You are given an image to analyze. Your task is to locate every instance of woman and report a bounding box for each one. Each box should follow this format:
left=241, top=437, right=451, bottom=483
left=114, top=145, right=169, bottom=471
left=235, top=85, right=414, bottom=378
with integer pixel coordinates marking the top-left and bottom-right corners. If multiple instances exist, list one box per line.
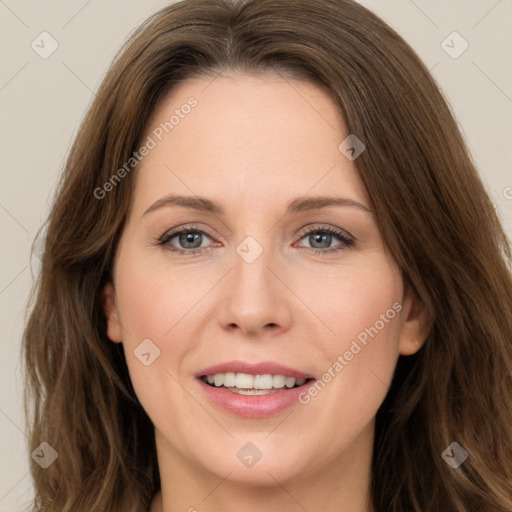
left=23, top=0, right=512, bottom=511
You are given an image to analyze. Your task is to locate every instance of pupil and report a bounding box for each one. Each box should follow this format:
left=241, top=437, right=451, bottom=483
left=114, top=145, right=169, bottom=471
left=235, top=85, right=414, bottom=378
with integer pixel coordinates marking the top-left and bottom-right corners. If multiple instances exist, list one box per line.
left=181, top=232, right=201, bottom=248
left=312, top=233, right=330, bottom=248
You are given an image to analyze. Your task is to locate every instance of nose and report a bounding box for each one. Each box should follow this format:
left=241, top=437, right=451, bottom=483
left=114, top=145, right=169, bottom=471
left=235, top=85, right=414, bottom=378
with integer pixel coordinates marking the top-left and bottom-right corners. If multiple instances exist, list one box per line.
left=216, top=237, right=293, bottom=338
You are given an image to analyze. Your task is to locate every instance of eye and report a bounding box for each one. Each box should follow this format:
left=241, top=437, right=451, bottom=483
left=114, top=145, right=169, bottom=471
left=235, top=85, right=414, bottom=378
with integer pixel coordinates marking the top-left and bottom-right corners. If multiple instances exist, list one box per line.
left=157, top=224, right=216, bottom=256
left=294, top=225, right=355, bottom=255
left=157, top=224, right=355, bottom=256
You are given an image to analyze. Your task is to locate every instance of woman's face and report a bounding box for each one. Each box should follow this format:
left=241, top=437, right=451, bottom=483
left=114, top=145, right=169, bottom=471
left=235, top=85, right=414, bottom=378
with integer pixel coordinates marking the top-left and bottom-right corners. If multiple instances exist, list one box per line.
left=104, top=72, right=427, bottom=489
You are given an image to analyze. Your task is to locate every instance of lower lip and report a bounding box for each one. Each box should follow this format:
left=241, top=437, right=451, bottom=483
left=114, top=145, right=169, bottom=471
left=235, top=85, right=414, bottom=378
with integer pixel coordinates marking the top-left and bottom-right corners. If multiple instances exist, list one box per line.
left=197, top=379, right=315, bottom=418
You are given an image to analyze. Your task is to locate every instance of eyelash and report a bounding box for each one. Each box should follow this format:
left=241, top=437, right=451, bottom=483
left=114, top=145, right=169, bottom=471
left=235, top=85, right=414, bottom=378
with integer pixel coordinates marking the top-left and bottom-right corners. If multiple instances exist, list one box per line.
left=156, top=223, right=355, bottom=257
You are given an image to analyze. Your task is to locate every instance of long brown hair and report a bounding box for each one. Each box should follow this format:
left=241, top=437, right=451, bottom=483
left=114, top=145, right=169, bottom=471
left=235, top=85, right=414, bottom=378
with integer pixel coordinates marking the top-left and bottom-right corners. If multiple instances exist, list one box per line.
left=22, top=0, right=512, bottom=510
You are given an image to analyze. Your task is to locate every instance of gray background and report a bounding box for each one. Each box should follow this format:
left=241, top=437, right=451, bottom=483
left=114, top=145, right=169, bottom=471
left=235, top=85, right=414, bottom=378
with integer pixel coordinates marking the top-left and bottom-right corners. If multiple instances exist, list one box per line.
left=0, top=1, right=511, bottom=510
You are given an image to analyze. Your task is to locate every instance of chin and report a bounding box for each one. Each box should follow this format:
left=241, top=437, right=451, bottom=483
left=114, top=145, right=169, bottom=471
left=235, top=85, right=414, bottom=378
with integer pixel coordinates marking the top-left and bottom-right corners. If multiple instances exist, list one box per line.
left=190, top=438, right=312, bottom=486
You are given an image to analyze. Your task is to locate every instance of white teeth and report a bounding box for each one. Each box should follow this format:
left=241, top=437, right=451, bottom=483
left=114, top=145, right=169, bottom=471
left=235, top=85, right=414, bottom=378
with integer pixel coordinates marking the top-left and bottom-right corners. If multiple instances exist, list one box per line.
left=203, top=372, right=307, bottom=390
left=272, top=374, right=286, bottom=388
left=285, top=376, right=296, bottom=388
left=254, top=374, right=273, bottom=390
left=224, top=372, right=236, bottom=387
left=235, top=373, right=254, bottom=389
left=229, top=388, right=283, bottom=395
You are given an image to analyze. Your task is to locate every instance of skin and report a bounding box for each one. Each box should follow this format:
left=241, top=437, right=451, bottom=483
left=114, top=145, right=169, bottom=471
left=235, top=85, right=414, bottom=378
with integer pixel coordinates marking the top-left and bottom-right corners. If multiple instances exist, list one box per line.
left=103, top=72, right=431, bottom=512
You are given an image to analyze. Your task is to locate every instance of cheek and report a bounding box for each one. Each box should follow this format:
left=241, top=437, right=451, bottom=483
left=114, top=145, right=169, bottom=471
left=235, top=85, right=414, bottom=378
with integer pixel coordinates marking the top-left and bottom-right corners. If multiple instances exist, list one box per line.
left=305, top=259, right=403, bottom=417
left=309, top=257, right=403, bottom=354
left=111, top=253, right=187, bottom=407
left=336, top=275, right=402, bottom=358
left=114, top=249, right=202, bottom=340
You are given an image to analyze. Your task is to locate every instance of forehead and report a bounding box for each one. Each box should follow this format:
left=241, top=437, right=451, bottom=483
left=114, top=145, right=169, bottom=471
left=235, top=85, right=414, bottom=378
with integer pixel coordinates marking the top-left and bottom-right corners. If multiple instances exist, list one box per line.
left=131, top=72, right=370, bottom=217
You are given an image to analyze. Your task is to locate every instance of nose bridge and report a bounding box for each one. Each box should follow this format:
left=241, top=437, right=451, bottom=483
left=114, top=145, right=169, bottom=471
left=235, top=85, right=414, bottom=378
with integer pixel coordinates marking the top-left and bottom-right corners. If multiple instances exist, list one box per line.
left=217, top=230, right=291, bottom=334
left=232, top=232, right=275, bottom=295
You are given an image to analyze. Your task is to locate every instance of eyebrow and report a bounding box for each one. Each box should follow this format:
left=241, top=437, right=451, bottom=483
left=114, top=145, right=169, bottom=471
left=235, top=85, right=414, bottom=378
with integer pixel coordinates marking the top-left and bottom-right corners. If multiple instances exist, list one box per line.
left=143, top=193, right=372, bottom=217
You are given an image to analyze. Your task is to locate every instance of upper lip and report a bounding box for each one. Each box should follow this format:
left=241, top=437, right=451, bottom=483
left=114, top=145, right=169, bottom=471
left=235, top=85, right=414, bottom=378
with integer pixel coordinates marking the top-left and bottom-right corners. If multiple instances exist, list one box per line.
left=196, top=360, right=314, bottom=380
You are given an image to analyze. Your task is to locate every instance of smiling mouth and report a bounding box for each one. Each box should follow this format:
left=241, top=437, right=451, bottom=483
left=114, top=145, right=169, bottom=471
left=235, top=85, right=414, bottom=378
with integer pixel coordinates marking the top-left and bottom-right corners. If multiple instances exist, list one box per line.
left=200, top=372, right=315, bottom=395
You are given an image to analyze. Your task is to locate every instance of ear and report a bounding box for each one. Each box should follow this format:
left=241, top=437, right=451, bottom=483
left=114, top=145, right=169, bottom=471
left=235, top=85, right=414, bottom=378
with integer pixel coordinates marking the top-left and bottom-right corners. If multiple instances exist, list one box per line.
left=398, top=284, right=432, bottom=356
left=102, top=282, right=123, bottom=343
